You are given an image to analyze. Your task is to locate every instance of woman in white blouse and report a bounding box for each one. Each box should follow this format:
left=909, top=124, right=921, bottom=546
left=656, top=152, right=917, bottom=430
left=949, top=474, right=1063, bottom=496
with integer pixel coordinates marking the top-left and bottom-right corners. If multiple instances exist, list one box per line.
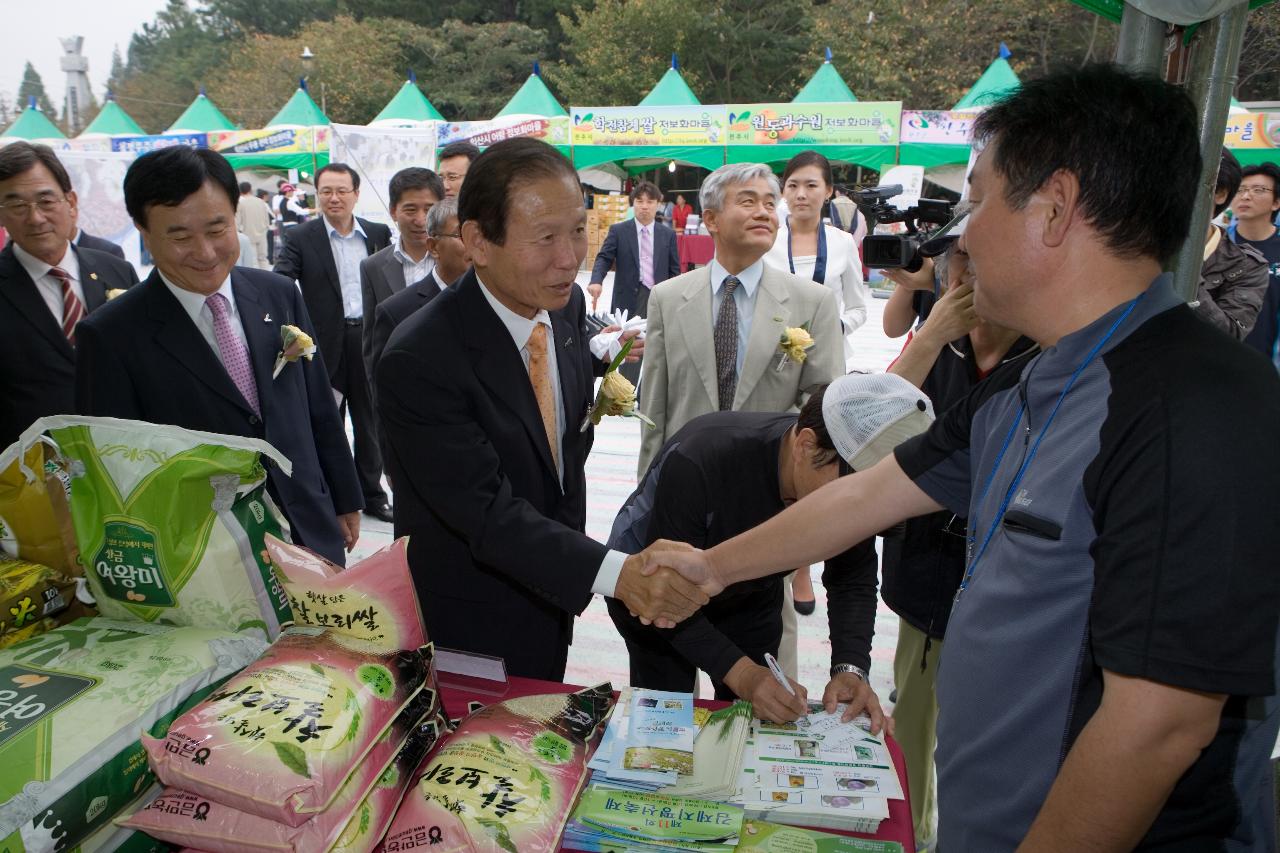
left=765, top=150, right=870, bottom=373
left=764, top=151, right=870, bottom=621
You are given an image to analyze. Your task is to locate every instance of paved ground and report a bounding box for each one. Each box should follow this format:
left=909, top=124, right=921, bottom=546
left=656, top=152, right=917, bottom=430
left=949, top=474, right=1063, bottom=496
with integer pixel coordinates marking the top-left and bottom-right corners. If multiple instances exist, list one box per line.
left=350, top=284, right=909, bottom=704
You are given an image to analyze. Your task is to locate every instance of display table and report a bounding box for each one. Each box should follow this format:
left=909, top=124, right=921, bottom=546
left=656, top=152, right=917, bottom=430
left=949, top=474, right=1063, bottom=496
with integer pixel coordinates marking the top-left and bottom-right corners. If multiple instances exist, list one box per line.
left=677, top=234, right=715, bottom=272
left=438, top=674, right=915, bottom=851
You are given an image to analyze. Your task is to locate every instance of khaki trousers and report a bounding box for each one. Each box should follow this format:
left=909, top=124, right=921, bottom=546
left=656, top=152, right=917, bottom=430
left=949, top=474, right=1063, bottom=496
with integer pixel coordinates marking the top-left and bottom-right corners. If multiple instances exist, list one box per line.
left=892, top=618, right=940, bottom=849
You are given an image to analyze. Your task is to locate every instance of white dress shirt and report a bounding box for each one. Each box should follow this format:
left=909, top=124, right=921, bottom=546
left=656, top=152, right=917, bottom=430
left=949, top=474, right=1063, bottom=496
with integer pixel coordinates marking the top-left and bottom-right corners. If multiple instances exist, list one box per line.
left=393, top=235, right=435, bottom=290
left=708, top=256, right=764, bottom=376
left=158, top=272, right=247, bottom=372
left=634, top=218, right=655, bottom=287
left=326, top=217, right=369, bottom=319
left=13, top=241, right=86, bottom=323
left=430, top=267, right=450, bottom=293
left=476, top=274, right=627, bottom=598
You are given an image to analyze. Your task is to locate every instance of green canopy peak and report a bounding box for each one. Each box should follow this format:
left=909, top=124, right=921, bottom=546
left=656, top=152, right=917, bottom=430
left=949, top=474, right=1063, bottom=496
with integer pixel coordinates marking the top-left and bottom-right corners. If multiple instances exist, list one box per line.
left=266, top=83, right=330, bottom=128
left=496, top=66, right=567, bottom=118
left=371, top=79, right=445, bottom=124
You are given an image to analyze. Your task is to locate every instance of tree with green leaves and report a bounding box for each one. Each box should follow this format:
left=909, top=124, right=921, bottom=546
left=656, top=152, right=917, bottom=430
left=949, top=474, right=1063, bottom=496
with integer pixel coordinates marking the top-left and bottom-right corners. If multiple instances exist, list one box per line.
left=16, top=62, right=57, bottom=118
left=552, top=0, right=815, bottom=105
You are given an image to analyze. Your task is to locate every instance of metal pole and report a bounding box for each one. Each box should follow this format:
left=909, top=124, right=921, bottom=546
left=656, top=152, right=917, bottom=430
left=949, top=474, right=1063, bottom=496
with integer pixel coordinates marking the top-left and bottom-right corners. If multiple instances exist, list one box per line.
left=1168, top=2, right=1250, bottom=302
left=1115, top=2, right=1167, bottom=73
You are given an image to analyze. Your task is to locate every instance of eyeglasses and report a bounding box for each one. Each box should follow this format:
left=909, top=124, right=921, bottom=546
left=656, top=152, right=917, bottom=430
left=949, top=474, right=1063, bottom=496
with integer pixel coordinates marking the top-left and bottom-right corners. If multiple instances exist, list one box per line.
left=440, top=173, right=466, bottom=183
left=0, top=195, right=67, bottom=217
left=1236, top=185, right=1275, bottom=198
left=318, top=188, right=355, bottom=198
left=432, top=232, right=462, bottom=240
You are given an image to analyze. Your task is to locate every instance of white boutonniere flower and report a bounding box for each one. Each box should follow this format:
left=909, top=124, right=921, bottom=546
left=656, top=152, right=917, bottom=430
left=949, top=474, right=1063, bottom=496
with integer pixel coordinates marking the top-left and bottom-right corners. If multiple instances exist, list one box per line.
left=580, top=339, right=656, bottom=431
left=272, top=324, right=316, bottom=379
left=776, top=323, right=814, bottom=371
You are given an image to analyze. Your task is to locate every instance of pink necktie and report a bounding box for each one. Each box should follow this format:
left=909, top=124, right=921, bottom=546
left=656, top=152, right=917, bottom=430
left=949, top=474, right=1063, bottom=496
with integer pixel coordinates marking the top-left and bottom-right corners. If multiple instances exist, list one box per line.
left=206, top=293, right=261, bottom=416
left=48, top=266, right=84, bottom=344
left=639, top=226, right=655, bottom=289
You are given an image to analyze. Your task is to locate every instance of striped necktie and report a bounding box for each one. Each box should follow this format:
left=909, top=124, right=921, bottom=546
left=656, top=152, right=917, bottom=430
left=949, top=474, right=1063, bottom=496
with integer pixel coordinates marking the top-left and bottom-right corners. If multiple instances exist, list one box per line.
left=47, top=266, right=84, bottom=345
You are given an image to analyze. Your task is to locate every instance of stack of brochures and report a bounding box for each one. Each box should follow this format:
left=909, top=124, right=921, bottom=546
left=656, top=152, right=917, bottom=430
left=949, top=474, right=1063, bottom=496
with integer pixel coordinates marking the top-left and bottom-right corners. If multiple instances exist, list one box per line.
left=737, top=819, right=905, bottom=852
left=730, top=702, right=903, bottom=834
left=562, top=788, right=745, bottom=853
left=588, top=689, right=699, bottom=790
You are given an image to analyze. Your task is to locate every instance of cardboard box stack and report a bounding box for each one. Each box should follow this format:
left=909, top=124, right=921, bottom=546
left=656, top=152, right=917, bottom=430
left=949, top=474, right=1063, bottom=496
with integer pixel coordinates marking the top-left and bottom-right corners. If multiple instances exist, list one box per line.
left=585, top=193, right=632, bottom=272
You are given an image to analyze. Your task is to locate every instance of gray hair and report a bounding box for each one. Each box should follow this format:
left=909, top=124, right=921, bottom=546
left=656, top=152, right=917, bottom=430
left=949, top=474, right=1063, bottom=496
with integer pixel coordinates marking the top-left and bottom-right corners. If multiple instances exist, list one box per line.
left=426, top=196, right=458, bottom=238
left=699, top=163, right=781, bottom=213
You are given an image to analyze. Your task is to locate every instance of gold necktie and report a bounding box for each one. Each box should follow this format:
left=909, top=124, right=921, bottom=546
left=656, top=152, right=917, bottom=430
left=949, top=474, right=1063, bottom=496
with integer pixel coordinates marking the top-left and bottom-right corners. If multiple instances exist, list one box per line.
left=526, top=323, right=559, bottom=472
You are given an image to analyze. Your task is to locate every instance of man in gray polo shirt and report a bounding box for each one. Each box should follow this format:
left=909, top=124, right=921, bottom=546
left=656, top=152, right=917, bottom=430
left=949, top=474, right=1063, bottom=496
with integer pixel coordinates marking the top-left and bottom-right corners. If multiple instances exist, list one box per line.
left=644, top=64, right=1280, bottom=851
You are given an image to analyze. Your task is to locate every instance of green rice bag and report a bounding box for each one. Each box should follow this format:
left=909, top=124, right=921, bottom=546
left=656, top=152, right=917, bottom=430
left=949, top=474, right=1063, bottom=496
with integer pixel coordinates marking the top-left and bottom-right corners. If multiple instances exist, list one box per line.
left=35, top=415, right=295, bottom=640
left=0, top=617, right=266, bottom=852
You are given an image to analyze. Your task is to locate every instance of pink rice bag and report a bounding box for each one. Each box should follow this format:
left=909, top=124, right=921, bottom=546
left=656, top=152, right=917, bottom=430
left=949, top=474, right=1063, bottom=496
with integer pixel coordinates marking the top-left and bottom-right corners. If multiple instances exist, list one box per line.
left=143, top=629, right=433, bottom=826
left=265, top=535, right=426, bottom=654
left=124, top=696, right=448, bottom=853
left=380, top=684, right=613, bottom=853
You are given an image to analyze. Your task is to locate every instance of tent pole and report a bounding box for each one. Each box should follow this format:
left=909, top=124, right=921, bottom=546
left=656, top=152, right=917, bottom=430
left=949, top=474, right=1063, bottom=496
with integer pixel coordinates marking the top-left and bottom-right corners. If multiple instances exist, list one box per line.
left=1168, top=3, right=1250, bottom=302
left=1115, top=2, right=1167, bottom=73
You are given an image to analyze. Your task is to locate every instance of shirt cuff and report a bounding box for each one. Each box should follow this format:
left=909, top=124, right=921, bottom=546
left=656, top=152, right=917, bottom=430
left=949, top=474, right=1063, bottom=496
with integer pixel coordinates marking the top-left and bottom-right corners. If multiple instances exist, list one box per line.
left=592, top=549, right=629, bottom=598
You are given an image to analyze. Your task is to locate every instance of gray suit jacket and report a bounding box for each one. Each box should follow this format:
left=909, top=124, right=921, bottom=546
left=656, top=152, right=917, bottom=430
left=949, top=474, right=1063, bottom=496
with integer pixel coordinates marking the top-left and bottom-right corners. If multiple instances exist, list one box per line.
left=637, top=263, right=843, bottom=476
left=359, top=244, right=412, bottom=382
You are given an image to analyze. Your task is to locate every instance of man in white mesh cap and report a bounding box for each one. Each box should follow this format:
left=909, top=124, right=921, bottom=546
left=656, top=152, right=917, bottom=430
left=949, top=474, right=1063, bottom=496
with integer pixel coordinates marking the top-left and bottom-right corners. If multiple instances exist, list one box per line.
left=606, top=372, right=932, bottom=726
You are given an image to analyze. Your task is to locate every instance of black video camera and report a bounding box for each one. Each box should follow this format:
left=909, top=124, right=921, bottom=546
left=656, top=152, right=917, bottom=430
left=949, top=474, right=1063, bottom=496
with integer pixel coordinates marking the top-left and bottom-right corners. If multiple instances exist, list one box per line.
left=853, top=184, right=958, bottom=272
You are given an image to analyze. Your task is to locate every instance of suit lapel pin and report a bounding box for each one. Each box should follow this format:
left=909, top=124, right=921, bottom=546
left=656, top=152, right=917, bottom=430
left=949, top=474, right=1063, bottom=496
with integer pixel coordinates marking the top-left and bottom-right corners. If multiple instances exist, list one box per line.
left=563, top=336, right=573, bottom=348
left=89, top=272, right=98, bottom=280
left=263, top=313, right=272, bottom=323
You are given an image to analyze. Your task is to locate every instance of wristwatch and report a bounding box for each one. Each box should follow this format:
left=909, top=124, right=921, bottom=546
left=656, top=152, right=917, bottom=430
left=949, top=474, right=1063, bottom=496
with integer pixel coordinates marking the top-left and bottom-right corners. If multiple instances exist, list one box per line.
left=830, top=663, right=868, bottom=682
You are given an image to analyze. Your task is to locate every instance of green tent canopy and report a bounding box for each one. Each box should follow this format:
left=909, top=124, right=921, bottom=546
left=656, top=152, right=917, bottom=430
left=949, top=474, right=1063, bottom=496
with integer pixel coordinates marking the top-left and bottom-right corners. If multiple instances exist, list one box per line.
left=953, top=45, right=1021, bottom=110
left=2, top=98, right=65, bottom=139
left=267, top=82, right=330, bottom=128
left=167, top=90, right=236, bottom=133
left=497, top=63, right=567, bottom=118
left=639, top=58, right=701, bottom=107
left=371, top=75, right=445, bottom=124
left=80, top=95, right=144, bottom=137
left=793, top=51, right=858, bottom=103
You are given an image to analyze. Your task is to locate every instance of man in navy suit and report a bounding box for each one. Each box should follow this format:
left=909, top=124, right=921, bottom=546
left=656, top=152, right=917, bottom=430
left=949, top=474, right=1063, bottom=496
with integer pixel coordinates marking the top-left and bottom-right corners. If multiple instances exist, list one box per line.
left=274, top=163, right=394, bottom=523
left=377, top=139, right=706, bottom=680
left=75, top=147, right=363, bottom=566
left=587, top=181, right=681, bottom=318
left=0, top=142, right=138, bottom=449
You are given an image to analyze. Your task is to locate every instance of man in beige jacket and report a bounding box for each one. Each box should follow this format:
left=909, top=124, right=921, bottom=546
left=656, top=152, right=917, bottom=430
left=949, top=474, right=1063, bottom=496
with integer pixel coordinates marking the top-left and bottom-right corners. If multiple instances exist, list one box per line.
left=639, top=162, right=843, bottom=477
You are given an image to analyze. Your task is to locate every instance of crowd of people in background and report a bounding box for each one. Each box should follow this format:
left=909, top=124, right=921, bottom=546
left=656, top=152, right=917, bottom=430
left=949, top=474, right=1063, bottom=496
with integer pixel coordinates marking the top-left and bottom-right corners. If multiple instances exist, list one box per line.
left=3, top=60, right=1280, bottom=853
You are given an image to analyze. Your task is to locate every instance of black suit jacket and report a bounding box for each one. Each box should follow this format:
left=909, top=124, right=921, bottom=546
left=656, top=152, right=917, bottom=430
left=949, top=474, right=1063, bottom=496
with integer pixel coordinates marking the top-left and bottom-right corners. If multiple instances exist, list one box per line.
left=589, top=220, right=680, bottom=315
left=74, top=267, right=363, bottom=565
left=377, top=271, right=608, bottom=680
left=0, top=243, right=138, bottom=448
left=368, top=272, right=446, bottom=397
left=76, top=230, right=126, bottom=260
left=273, top=217, right=391, bottom=385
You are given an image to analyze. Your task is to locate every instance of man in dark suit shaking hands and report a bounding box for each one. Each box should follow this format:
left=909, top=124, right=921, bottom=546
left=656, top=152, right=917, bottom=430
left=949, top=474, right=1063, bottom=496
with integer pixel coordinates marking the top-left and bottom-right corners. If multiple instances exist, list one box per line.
left=0, top=142, right=138, bottom=448
left=274, top=163, right=394, bottom=523
left=377, top=138, right=707, bottom=680
left=75, top=147, right=363, bottom=566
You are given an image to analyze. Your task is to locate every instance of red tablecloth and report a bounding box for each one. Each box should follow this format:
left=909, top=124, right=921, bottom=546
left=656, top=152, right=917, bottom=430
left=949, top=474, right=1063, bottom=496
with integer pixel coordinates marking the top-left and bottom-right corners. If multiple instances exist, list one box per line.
left=677, top=234, right=715, bottom=272
left=438, top=674, right=915, bottom=851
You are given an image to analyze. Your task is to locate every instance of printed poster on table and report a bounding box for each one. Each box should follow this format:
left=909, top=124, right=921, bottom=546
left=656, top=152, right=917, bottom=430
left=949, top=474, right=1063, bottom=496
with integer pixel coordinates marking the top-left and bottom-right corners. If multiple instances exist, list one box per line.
left=725, top=102, right=903, bottom=146
left=1225, top=113, right=1280, bottom=151
left=438, top=116, right=569, bottom=148
left=571, top=105, right=726, bottom=146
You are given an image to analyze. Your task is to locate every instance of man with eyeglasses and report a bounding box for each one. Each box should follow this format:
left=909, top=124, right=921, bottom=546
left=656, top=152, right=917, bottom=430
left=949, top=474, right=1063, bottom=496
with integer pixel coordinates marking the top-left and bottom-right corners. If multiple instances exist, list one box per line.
left=1232, top=163, right=1280, bottom=367
left=274, top=162, right=394, bottom=524
left=0, top=142, right=138, bottom=448
left=436, top=141, right=479, bottom=199
left=1194, top=149, right=1268, bottom=340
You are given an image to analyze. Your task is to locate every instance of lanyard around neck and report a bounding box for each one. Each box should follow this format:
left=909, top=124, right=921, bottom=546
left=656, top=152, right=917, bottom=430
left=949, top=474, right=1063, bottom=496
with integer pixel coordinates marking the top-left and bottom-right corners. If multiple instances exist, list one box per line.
left=786, top=216, right=827, bottom=284
left=955, top=293, right=1145, bottom=606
